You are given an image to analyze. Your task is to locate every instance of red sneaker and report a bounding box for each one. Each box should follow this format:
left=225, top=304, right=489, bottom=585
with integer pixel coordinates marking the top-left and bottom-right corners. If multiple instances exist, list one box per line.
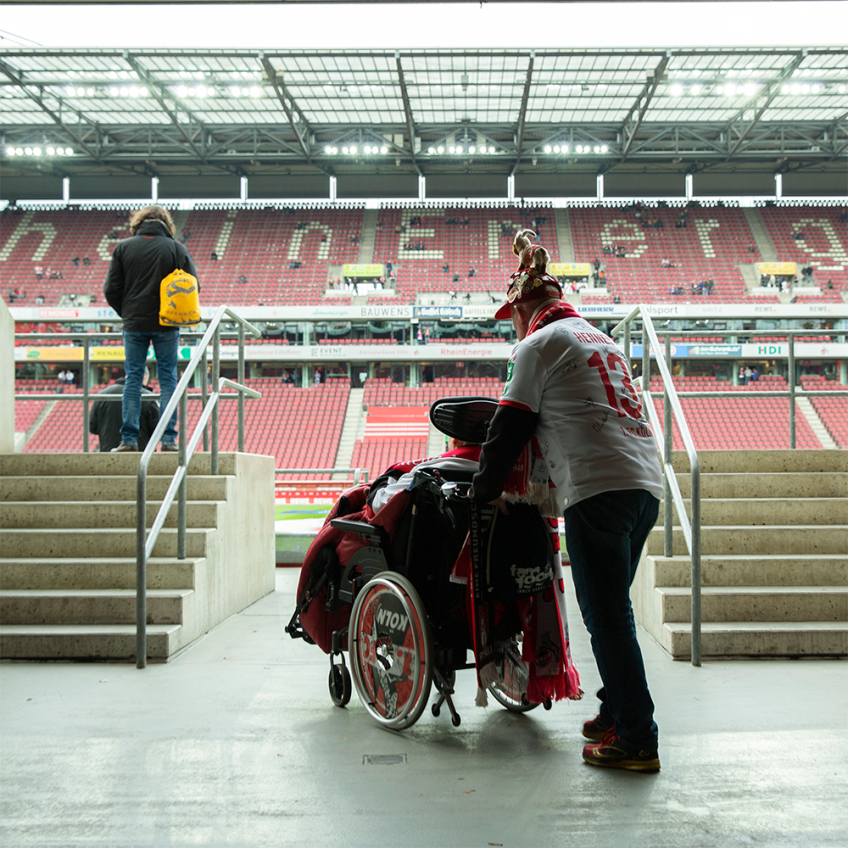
left=582, top=713, right=613, bottom=740
left=583, top=729, right=660, bottom=773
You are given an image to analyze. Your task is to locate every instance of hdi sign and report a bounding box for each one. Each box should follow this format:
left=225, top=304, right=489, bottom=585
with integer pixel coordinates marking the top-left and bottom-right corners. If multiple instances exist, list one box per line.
left=758, top=345, right=784, bottom=355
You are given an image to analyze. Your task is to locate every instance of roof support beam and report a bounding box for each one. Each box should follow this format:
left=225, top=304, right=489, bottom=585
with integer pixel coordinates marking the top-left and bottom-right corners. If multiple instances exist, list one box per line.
left=122, top=52, right=243, bottom=177
left=511, top=52, right=535, bottom=177
left=620, top=53, right=671, bottom=163
left=0, top=57, right=103, bottom=163
left=395, top=53, right=422, bottom=177
left=723, top=50, right=807, bottom=162
left=260, top=54, right=331, bottom=177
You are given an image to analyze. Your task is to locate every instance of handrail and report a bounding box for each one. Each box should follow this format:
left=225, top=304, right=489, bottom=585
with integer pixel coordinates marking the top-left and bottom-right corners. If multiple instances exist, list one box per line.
left=275, top=467, right=370, bottom=485
left=135, top=306, right=261, bottom=668
left=611, top=306, right=703, bottom=666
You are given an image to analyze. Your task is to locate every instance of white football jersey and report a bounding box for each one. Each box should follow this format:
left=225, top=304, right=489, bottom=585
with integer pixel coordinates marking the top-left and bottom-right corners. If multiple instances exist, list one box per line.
left=500, top=316, right=664, bottom=511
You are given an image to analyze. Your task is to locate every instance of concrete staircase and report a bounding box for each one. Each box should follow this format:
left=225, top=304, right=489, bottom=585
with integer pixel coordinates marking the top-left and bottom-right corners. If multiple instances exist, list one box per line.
left=632, top=450, right=848, bottom=660
left=797, top=397, right=839, bottom=449
left=743, top=208, right=777, bottom=261
left=357, top=209, right=378, bottom=264
left=332, top=388, right=366, bottom=480
left=0, top=452, right=275, bottom=662
left=554, top=208, right=576, bottom=262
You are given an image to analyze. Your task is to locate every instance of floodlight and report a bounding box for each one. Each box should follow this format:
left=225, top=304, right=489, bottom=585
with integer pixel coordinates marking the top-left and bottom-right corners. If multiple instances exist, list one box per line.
left=364, top=145, right=372, bottom=154
left=781, top=85, right=790, bottom=94
left=6, top=147, right=15, bottom=156
left=25, top=147, right=32, bottom=155
left=428, top=147, right=435, bottom=154
left=325, top=145, right=333, bottom=155
left=110, top=87, right=119, bottom=97
left=380, top=146, right=388, bottom=154
left=33, top=147, right=41, bottom=156
left=140, top=87, right=148, bottom=97
left=177, top=86, right=188, bottom=98
left=349, top=145, right=357, bottom=154
left=544, top=145, right=552, bottom=153
left=449, top=146, right=456, bottom=153
left=46, top=147, right=55, bottom=155
left=811, top=84, right=821, bottom=94
left=250, top=86, right=261, bottom=97
left=86, top=88, right=95, bottom=97
left=15, top=147, right=23, bottom=155
left=342, top=146, right=349, bottom=154
left=600, top=144, right=608, bottom=153
left=801, top=84, right=810, bottom=94
left=455, top=145, right=463, bottom=154
left=671, top=84, right=683, bottom=97
left=65, top=148, right=73, bottom=155
left=553, top=145, right=560, bottom=153
left=561, top=144, right=569, bottom=154
left=691, top=85, right=702, bottom=95
left=437, top=146, right=444, bottom=154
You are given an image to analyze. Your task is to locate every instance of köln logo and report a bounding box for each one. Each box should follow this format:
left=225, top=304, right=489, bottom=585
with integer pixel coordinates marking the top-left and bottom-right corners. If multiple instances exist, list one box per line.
left=376, top=606, right=409, bottom=634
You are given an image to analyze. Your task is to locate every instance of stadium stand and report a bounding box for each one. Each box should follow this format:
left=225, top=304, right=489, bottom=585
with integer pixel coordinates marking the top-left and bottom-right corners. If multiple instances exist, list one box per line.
left=568, top=206, right=770, bottom=303
left=757, top=205, right=848, bottom=299
left=181, top=207, right=366, bottom=307
left=800, top=375, right=848, bottom=448
left=363, top=376, right=505, bottom=407
left=647, top=375, right=822, bottom=450
left=373, top=206, right=557, bottom=299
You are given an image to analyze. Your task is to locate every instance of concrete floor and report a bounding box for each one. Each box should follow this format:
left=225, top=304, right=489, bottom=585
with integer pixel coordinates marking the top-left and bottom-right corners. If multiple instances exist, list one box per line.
left=1, top=570, right=846, bottom=848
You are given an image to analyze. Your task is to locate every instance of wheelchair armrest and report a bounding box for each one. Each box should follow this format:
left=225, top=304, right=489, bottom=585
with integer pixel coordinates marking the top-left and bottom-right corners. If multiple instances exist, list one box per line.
left=330, top=518, right=387, bottom=546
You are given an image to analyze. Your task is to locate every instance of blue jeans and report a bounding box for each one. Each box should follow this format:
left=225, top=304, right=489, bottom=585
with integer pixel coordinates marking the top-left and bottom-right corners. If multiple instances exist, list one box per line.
left=564, top=489, right=660, bottom=749
left=122, top=330, right=179, bottom=447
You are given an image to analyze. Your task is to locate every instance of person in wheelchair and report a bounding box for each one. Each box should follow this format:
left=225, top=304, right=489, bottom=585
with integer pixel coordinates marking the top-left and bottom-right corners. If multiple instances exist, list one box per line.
left=288, top=396, right=581, bottom=730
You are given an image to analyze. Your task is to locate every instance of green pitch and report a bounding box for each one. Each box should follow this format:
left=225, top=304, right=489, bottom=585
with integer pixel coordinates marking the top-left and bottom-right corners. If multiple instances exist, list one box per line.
left=275, top=503, right=334, bottom=521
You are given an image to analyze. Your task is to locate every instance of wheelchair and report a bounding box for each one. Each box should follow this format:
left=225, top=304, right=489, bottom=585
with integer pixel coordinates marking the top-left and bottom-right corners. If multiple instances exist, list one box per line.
left=287, top=397, right=557, bottom=731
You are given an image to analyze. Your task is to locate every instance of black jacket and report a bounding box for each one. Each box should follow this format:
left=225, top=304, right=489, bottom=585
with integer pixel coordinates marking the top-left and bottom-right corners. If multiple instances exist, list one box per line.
left=104, top=219, right=199, bottom=333
left=89, top=378, right=160, bottom=452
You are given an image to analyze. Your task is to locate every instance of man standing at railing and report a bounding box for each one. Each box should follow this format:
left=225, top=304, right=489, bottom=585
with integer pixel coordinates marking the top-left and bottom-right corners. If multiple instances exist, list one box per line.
left=104, top=205, right=198, bottom=453
left=89, top=368, right=159, bottom=453
left=470, top=236, right=664, bottom=773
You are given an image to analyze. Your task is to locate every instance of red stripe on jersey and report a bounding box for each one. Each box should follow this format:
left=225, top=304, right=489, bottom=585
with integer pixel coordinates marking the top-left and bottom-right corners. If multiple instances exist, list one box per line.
left=498, top=399, right=534, bottom=412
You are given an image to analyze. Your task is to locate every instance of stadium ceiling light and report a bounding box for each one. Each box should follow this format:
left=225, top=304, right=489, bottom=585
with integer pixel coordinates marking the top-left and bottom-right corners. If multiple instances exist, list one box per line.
left=455, top=144, right=463, bottom=154
left=46, top=146, right=55, bottom=155
left=552, top=145, right=560, bottom=153
left=781, top=84, right=791, bottom=94
left=691, top=84, right=702, bottom=96
left=342, top=146, right=349, bottom=154
left=839, top=85, right=847, bottom=94
left=380, top=145, right=388, bottom=154
left=743, top=83, right=756, bottom=96
left=33, top=147, right=41, bottom=156
left=427, top=146, right=435, bottom=154
left=250, top=86, right=261, bottom=97
left=177, top=85, right=188, bottom=98
left=87, top=87, right=95, bottom=97
left=230, top=86, right=241, bottom=97
left=448, top=146, right=456, bottom=153
left=716, top=85, right=724, bottom=94
left=468, top=145, right=476, bottom=154
left=15, top=147, right=23, bottom=155
left=562, top=144, right=569, bottom=153
left=575, top=144, right=584, bottom=153
left=349, top=145, right=357, bottom=155
left=110, top=87, right=119, bottom=97
left=544, top=145, right=552, bottom=153
left=791, top=83, right=801, bottom=95
left=811, top=84, right=821, bottom=94
left=600, top=144, right=608, bottom=153
left=324, top=145, right=333, bottom=155
left=24, top=147, right=33, bottom=155
left=364, top=145, right=372, bottom=154
left=437, top=146, right=444, bottom=154
left=6, top=147, right=15, bottom=156
left=671, top=84, right=683, bottom=96
left=801, top=84, right=811, bottom=94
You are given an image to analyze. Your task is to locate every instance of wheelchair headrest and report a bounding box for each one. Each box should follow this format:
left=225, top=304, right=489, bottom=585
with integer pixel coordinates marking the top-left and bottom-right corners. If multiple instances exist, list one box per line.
left=429, top=395, right=499, bottom=443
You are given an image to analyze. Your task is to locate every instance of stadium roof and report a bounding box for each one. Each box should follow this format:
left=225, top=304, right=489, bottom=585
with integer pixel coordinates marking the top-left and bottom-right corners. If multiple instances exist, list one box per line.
left=1, top=46, right=846, bottom=180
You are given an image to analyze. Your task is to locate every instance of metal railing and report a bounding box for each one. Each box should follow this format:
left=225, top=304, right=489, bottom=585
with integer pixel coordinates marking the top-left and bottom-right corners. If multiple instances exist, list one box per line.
left=640, top=329, right=848, bottom=449
left=612, top=307, right=703, bottom=666
left=275, top=467, right=370, bottom=484
left=135, top=307, right=261, bottom=667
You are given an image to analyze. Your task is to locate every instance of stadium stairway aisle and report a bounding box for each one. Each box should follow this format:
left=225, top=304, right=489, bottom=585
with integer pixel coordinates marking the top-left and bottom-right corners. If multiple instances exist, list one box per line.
left=0, top=452, right=275, bottom=662
left=632, top=450, right=848, bottom=660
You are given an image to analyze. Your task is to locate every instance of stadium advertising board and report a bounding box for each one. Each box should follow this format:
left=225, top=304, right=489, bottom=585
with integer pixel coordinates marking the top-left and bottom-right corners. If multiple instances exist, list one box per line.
left=549, top=263, right=592, bottom=277
left=342, top=264, right=384, bottom=277
left=757, top=262, right=798, bottom=276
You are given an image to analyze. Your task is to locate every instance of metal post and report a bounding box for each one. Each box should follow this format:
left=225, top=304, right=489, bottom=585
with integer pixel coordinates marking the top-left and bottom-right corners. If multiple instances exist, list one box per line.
left=82, top=338, right=91, bottom=453
left=788, top=333, right=796, bottom=449
left=238, top=323, right=245, bottom=453
left=201, top=348, right=209, bottom=452
left=664, top=334, right=673, bottom=558
left=136, top=469, right=147, bottom=669
left=690, top=466, right=702, bottom=667
left=177, top=391, right=187, bottom=560
left=211, top=325, right=220, bottom=475
left=623, top=318, right=631, bottom=363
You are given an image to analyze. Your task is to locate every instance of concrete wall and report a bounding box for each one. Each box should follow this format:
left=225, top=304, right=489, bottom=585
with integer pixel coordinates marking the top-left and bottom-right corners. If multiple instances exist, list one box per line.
left=0, top=299, right=13, bottom=452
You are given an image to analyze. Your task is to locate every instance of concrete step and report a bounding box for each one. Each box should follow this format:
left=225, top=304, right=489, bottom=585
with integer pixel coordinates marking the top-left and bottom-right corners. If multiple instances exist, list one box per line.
left=657, top=497, right=846, bottom=527
left=0, top=500, right=222, bottom=530
left=669, top=450, right=847, bottom=475
left=0, top=624, right=180, bottom=660
left=0, top=589, right=193, bottom=625
left=673, top=472, right=847, bottom=499
left=0, top=452, right=238, bottom=477
left=647, top=525, right=848, bottom=557
left=0, top=528, right=213, bottom=558
left=0, top=556, right=203, bottom=590
left=658, top=586, right=848, bottom=623
left=662, top=621, right=848, bottom=659
left=1, top=475, right=231, bottom=502
left=650, top=554, right=848, bottom=588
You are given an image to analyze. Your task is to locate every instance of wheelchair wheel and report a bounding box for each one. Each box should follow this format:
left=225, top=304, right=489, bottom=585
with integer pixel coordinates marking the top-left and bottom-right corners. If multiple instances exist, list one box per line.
left=349, top=572, right=433, bottom=731
left=329, top=664, right=352, bottom=707
left=487, top=640, right=539, bottom=713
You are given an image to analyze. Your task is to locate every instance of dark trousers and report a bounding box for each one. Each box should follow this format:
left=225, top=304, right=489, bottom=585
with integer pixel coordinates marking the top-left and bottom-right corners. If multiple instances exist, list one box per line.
left=564, top=489, right=660, bottom=748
